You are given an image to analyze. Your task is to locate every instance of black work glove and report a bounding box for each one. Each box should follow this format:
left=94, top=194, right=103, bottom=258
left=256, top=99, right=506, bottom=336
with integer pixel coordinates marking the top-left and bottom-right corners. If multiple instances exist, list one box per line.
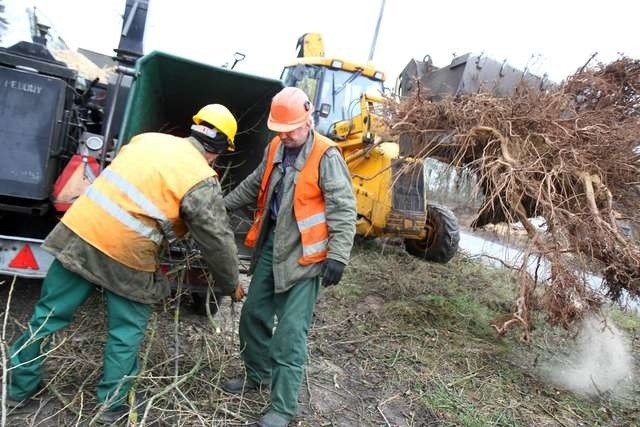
left=322, top=259, right=345, bottom=287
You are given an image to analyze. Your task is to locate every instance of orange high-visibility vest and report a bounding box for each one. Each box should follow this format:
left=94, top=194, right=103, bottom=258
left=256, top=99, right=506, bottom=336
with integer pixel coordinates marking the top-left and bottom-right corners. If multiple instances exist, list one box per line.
left=245, top=132, right=337, bottom=265
left=62, top=133, right=215, bottom=271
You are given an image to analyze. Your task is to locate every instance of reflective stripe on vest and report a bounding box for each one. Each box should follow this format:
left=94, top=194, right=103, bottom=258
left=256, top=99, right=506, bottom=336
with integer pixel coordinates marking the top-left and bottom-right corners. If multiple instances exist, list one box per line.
left=297, top=212, right=326, bottom=231
left=302, top=238, right=328, bottom=258
left=85, top=186, right=163, bottom=245
left=101, top=169, right=177, bottom=242
left=244, top=132, right=338, bottom=265
left=61, top=133, right=215, bottom=272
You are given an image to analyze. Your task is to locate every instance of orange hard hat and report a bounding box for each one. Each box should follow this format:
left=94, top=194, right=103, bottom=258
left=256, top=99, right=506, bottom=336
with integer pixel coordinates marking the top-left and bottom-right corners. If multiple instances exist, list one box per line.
left=267, top=87, right=314, bottom=132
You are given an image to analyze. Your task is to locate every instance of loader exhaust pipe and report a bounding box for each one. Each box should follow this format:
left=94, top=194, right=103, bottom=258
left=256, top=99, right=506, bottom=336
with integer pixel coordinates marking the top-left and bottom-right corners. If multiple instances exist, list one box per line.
left=368, top=0, right=386, bottom=62
left=100, top=0, right=149, bottom=169
left=115, top=0, right=149, bottom=66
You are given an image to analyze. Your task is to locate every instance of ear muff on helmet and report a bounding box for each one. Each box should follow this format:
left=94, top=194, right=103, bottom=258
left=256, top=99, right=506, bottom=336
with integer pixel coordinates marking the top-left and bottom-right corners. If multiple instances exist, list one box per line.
left=190, top=124, right=230, bottom=154
left=192, top=104, right=238, bottom=150
left=267, top=87, right=313, bottom=133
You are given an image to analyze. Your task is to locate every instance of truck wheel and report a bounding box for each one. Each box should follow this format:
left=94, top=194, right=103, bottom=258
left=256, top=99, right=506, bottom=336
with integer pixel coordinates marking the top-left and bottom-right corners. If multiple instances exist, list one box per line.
left=405, top=204, right=460, bottom=263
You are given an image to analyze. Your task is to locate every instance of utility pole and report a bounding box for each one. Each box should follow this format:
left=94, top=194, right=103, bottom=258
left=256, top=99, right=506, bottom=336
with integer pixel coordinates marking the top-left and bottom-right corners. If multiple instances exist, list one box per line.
left=368, top=0, right=386, bottom=62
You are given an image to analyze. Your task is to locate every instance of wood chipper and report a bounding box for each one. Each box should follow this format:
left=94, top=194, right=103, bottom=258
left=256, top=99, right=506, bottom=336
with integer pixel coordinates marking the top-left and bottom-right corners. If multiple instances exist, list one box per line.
left=116, top=51, right=282, bottom=312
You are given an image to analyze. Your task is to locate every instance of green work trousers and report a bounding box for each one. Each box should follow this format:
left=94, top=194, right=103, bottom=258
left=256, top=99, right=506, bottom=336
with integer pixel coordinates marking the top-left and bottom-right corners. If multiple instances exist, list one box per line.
left=239, top=227, right=320, bottom=418
left=9, top=259, right=152, bottom=409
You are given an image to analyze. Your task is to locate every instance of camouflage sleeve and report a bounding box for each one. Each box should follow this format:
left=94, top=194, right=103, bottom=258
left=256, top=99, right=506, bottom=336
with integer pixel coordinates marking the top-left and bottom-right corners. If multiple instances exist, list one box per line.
left=223, top=145, right=268, bottom=210
left=319, top=147, right=357, bottom=264
left=181, top=177, right=239, bottom=295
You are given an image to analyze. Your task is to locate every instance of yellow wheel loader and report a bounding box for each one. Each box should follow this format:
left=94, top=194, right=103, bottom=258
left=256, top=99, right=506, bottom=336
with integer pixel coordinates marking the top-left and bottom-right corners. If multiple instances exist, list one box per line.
left=282, top=34, right=460, bottom=263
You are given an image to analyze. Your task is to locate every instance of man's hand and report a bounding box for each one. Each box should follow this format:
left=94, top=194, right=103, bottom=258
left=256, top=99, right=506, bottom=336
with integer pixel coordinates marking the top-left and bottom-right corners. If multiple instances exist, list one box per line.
left=231, top=284, right=245, bottom=302
left=322, top=259, right=345, bottom=287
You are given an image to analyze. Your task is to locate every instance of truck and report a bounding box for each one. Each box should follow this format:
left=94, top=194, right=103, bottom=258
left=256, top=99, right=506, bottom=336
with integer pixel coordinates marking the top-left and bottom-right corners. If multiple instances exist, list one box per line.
left=0, top=0, right=282, bottom=311
left=0, top=6, right=105, bottom=279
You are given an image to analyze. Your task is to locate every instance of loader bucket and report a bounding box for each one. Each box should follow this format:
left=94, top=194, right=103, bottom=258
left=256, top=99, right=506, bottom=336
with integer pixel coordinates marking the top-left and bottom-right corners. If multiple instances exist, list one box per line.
left=397, top=52, right=551, bottom=159
left=397, top=53, right=551, bottom=99
left=119, top=51, right=283, bottom=191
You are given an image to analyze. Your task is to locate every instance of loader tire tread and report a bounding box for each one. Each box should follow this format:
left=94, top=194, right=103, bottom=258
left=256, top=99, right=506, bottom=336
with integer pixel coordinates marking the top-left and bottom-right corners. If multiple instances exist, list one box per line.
left=405, top=204, right=460, bottom=263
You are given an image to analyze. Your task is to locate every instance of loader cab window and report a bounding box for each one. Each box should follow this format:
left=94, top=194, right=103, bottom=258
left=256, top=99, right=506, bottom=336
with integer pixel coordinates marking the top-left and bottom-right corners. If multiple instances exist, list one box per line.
left=282, top=64, right=384, bottom=135
left=282, top=65, right=322, bottom=109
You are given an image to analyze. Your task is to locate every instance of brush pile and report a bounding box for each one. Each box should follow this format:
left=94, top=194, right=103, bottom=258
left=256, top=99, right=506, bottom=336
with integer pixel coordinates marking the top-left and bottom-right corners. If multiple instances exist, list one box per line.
left=387, top=57, right=640, bottom=340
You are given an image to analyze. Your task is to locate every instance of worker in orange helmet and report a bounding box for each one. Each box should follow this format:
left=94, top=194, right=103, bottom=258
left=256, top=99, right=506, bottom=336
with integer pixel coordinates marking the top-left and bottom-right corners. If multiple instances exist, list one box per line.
left=222, top=87, right=356, bottom=427
left=6, top=104, right=244, bottom=423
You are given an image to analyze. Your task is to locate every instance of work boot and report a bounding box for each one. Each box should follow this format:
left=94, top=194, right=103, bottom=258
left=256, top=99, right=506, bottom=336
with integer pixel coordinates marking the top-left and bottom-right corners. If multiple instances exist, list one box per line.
left=257, top=410, right=291, bottom=427
left=6, top=396, right=28, bottom=409
left=96, top=405, right=129, bottom=425
left=96, top=394, right=147, bottom=425
left=5, top=382, right=46, bottom=409
left=221, top=377, right=267, bottom=395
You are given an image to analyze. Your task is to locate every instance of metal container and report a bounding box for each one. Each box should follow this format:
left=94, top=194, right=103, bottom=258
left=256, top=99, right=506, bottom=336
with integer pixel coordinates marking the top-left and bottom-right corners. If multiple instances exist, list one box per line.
left=0, top=65, right=66, bottom=200
left=118, top=51, right=284, bottom=190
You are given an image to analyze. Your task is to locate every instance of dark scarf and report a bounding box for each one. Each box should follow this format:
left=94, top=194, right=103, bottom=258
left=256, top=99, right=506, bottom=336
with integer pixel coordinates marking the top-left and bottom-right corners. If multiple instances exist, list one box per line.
left=269, top=145, right=303, bottom=220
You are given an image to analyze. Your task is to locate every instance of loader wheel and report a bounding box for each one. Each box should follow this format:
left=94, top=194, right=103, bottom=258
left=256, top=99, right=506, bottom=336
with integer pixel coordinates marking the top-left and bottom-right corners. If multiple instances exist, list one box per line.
left=405, top=204, right=460, bottom=263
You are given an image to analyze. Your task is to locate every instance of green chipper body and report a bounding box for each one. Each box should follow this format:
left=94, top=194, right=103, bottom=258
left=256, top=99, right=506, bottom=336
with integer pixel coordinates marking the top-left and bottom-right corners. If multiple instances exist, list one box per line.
left=119, top=51, right=283, bottom=188
left=116, top=51, right=285, bottom=310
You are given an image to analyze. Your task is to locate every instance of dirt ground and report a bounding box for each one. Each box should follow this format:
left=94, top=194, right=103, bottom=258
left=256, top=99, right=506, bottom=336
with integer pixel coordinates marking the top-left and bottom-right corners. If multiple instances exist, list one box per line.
left=0, top=239, right=638, bottom=426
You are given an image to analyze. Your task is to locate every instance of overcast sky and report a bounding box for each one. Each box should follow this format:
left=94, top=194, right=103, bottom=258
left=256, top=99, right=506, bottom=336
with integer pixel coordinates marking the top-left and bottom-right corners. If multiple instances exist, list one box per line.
left=16, top=0, right=640, bottom=86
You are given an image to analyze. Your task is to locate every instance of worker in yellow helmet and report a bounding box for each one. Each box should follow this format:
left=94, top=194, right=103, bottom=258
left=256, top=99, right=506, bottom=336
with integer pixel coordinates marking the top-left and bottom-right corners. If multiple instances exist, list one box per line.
left=6, top=104, right=243, bottom=423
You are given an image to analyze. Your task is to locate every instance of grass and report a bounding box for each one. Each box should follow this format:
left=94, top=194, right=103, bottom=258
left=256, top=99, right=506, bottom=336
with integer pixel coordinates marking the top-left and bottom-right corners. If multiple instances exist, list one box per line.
left=608, top=307, right=640, bottom=331
left=316, top=239, right=640, bottom=426
left=1, top=238, right=638, bottom=425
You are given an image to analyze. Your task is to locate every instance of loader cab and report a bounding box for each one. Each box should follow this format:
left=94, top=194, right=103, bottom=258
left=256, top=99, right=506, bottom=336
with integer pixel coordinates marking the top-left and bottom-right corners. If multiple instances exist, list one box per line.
left=281, top=58, right=384, bottom=136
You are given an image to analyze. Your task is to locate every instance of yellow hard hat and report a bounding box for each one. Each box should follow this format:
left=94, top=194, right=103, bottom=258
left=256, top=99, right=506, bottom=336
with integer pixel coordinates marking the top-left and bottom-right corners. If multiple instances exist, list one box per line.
left=192, top=104, right=238, bottom=147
